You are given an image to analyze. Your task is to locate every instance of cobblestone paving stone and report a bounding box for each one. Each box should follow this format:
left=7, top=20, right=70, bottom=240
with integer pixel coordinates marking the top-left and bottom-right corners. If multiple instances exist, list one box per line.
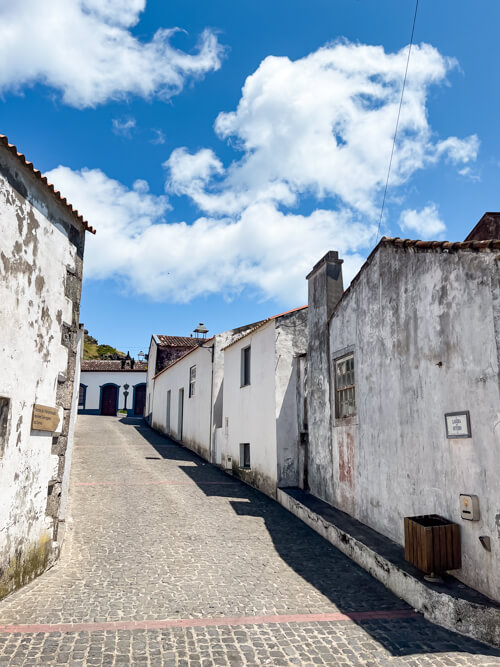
left=0, top=416, right=499, bottom=666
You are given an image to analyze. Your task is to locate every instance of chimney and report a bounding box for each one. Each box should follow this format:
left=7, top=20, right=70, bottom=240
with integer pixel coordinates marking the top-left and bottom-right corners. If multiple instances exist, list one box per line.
left=306, top=250, right=344, bottom=324
left=304, top=250, right=344, bottom=501
left=465, top=212, right=500, bottom=242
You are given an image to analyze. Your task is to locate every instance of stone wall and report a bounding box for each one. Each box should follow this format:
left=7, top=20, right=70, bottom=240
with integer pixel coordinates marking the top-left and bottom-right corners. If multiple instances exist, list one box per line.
left=0, top=144, right=86, bottom=599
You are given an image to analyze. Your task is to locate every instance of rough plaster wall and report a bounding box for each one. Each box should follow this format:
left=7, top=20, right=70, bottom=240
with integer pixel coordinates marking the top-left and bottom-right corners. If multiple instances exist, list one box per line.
left=275, top=310, right=308, bottom=487
left=80, top=371, right=147, bottom=412
left=306, top=265, right=335, bottom=502
left=327, top=246, right=500, bottom=602
left=151, top=346, right=212, bottom=459
left=222, top=323, right=278, bottom=497
left=59, top=326, right=83, bottom=524
left=0, top=146, right=84, bottom=596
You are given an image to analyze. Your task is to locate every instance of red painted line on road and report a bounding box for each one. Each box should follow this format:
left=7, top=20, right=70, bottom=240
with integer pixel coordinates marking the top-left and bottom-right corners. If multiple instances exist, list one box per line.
left=75, top=480, right=239, bottom=487
left=0, top=609, right=419, bottom=635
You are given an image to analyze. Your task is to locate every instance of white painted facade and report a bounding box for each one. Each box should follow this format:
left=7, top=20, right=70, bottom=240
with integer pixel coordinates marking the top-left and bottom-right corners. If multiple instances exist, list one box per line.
left=222, top=309, right=308, bottom=497
left=305, top=238, right=500, bottom=602
left=80, top=370, right=147, bottom=415
left=151, top=344, right=213, bottom=459
left=0, top=138, right=88, bottom=598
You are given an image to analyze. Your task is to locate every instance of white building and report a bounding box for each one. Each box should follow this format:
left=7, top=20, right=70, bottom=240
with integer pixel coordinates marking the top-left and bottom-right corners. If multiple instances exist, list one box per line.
left=0, top=134, right=93, bottom=600
left=79, top=360, right=147, bottom=416
left=145, top=335, right=200, bottom=423
left=221, top=307, right=307, bottom=497
left=304, top=213, right=500, bottom=603
left=148, top=322, right=263, bottom=462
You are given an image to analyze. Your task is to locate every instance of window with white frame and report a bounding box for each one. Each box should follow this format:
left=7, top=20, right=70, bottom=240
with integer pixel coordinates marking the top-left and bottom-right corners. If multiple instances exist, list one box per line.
left=241, top=346, right=251, bottom=387
left=240, top=443, right=251, bottom=469
left=335, top=354, right=356, bottom=419
left=189, top=365, right=196, bottom=397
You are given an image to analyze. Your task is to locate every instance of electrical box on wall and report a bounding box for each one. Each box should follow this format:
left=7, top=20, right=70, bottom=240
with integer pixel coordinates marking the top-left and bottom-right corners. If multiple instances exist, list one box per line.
left=460, top=494, right=480, bottom=521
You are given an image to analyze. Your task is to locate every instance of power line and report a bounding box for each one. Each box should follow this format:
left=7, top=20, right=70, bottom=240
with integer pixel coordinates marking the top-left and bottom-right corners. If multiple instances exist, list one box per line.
left=376, top=0, right=419, bottom=242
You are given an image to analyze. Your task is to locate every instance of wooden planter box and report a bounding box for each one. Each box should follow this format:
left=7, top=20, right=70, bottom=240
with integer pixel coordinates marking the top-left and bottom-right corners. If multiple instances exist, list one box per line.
left=404, top=515, right=461, bottom=574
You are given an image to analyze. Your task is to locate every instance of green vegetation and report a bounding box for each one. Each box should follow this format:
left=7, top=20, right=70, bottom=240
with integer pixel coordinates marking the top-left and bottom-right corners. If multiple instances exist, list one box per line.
left=83, top=332, right=124, bottom=360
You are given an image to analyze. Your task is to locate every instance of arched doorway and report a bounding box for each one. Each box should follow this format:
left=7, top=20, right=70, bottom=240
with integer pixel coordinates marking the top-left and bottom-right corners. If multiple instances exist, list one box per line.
left=100, top=384, right=118, bottom=416
left=133, top=383, right=146, bottom=415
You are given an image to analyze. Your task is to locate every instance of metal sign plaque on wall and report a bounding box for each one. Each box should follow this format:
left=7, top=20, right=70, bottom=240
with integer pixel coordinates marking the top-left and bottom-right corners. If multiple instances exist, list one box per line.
left=31, top=404, right=59, bottom=432
left=445, top=411, right=471, bottom=439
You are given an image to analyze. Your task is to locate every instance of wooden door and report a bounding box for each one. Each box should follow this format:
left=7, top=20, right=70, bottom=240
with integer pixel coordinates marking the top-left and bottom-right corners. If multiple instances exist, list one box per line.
left=134, top=384, right=146, bottom=415
left=101, top=385, right=118, bottom=416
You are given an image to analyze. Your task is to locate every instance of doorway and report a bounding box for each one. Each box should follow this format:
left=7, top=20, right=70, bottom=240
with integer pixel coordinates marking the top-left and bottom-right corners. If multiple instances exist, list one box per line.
left=133, top=384, right=146, bottom=415
left=178, top=388, right=184, bottom=440
left=100, top=384, right=118, bottom=416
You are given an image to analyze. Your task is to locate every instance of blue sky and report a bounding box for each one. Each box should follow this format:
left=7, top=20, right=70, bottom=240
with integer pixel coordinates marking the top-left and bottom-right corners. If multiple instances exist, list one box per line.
left=1, top=0, right=499, bottom=355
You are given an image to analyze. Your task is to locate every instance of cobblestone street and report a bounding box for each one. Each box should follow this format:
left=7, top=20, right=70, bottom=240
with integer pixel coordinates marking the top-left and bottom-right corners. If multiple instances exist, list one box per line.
left=0, top=415, right=499, bottom=666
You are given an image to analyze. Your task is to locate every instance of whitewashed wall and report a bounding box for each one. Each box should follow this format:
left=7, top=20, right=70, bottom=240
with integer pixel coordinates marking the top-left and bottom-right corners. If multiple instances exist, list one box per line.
left=80, top=371, right=147, bottom=413
left=145, top=336, right=158, bottom=422
left=319, top=245, right=500, bottom=602
left=151, top=345, right=212, bottom=459
left=0, top=145, right=85, bottom=598
left=222, top=322, right=278, bottom=497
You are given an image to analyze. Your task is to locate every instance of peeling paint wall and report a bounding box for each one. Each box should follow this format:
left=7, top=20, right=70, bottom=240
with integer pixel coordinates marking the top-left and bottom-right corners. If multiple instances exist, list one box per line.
left=0, top=145, right=85, bottom=599
left=308, top=244, right=500, bottom=602
left=275, top=310, right=308, bottom=488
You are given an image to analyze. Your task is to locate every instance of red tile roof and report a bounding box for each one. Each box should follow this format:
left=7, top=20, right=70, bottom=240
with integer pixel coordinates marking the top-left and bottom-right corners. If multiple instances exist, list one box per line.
left=81, top=360, right=147, bottom=372
left=156, top=335, right=200, bottom=347
left=153, top=338, right=214, bottom=380
left=0, top=134, right=96, bottom=235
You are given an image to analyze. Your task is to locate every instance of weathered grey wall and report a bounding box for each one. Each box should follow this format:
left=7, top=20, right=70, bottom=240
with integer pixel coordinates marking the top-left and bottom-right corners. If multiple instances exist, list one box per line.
left=275, top=309, right=308, bottom=487
left=306, top=252, right=343, bottom=500
left=324, top=244, right=500, bottom=602
left=0, top=145, right=85, bottom=599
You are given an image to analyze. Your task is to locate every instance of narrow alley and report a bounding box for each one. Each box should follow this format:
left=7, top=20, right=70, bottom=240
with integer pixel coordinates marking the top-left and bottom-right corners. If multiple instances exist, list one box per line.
left=0, top=416, right=498, bottom=666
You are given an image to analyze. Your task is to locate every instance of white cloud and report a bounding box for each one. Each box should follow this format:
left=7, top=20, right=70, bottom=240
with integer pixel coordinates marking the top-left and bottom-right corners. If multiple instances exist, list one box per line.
left=167, top=41, right=478, bottom=218
left=46, top=40, right=479, bottom=304
left=150, top=129, right=166, bottom=145
left=0, top=0, right=223, bottom=108
left=399, top=204, right=446, bottom=238
left=46, top=166, right=372, bottom=303
left=112, top=117, right=136, bottom=137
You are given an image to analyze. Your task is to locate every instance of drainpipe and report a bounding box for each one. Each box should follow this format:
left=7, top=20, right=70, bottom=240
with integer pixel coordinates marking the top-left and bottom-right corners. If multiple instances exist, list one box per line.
left=209, top=343, right=215, bottom=463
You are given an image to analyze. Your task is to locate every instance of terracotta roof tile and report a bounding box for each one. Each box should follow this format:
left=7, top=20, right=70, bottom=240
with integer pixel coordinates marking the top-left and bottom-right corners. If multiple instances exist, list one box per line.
left=0, top=134, right=96, bottom=235
left=328, top=234, right=500, bottom=323
left=156, top=336, right=200, bottom=347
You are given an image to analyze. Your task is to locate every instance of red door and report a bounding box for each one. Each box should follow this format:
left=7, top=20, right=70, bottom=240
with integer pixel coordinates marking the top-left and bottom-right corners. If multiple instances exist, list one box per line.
left=134, top=384, right=146, bottom=415
left=101, top=385, right=117, bottom=416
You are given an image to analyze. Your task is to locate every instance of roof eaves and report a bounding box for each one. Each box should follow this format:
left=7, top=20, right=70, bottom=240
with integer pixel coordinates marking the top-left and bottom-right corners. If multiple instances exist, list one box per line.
left=0, top=135, right=96, bottom=235
left=327, top=235, right=500, bottom=324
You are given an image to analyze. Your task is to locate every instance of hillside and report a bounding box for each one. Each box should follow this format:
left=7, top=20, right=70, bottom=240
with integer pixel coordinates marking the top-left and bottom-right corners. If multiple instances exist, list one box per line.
left=83, top=332, right=125, bottom=360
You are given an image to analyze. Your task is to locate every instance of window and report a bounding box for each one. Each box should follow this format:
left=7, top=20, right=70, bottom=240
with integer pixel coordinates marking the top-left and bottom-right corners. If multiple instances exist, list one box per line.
left=335, top=354, right=356, bottom=419
left=189, top=365, right=196, bottom=397
left=240, top=443, right=251, bottom=469
left=241, top=346, right=251, bottom=387
left=166, top=390, right=171, bottom=432
left=78, top=384, right=86, bottom=409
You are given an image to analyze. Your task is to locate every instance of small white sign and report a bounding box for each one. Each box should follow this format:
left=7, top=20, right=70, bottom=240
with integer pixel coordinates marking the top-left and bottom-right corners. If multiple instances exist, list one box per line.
left=445, top=411, right=471, bottom=439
